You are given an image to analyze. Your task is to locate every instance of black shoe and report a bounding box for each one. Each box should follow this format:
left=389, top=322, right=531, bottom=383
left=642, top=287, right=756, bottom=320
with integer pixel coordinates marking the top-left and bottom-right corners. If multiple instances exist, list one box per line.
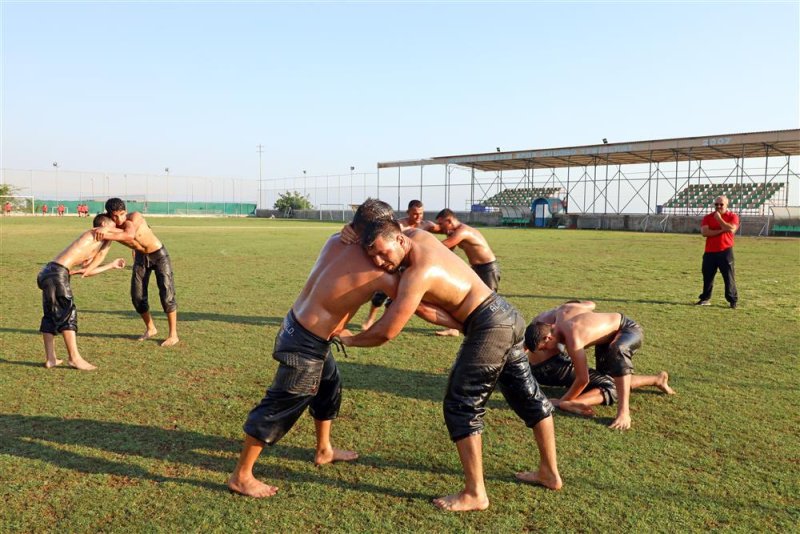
left=730, top=302, right=738, bottom=309
left=695, top=300, right=711, bottom=306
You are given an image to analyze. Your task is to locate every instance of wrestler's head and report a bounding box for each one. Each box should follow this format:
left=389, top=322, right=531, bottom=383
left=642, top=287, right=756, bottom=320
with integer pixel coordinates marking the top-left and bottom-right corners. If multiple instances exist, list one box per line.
left=352, top=198, right=394, bottom=234
left=92, top=213, right=116, bottom=228
left=362, top=218, right=407, bottom=274
left=435, top=208, right=458, bottom=234
left=524, top=321, right=557, bottom=352
left=105, top=197, right=127, bottom=227
left=406, top=200, right=424, bottom=226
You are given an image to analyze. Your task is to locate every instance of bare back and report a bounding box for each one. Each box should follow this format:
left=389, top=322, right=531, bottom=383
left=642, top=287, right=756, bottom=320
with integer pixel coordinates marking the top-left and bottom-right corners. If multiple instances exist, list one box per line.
left=396, top=229, right=493, bottom=323
left=122, top=212, right=163, bottom=253
left=52, top=230, right=109, bottom=269
left=442, top=224, right=496, bottom=265
left=293, top=236, right=398, bottom=339
left=558, top=312, right=623, bottom=350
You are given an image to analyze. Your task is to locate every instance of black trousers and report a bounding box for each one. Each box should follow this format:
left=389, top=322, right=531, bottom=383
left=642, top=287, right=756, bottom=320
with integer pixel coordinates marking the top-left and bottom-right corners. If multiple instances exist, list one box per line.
left=699, top=247, right=738, bottom=304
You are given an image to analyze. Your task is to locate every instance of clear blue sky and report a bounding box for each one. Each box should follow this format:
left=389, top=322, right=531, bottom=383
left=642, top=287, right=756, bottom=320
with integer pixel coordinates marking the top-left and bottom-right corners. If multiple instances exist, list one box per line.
left=3, top=1, right=798, bottom=180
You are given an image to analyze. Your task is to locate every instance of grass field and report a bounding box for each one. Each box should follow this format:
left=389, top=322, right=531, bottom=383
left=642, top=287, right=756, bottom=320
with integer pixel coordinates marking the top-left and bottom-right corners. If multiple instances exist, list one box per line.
left=1, top=216, right=798, bottom=532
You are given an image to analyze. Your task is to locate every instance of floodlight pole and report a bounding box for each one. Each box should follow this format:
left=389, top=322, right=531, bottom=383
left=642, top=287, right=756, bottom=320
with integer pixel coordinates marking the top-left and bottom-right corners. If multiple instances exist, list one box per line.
left=257, top=144, right=264, bottom=209
left=350, top=166, right=355, bottom=205
left=52, top=162, right=59, bottom=206
left=165, top=167, right=170, bottom=214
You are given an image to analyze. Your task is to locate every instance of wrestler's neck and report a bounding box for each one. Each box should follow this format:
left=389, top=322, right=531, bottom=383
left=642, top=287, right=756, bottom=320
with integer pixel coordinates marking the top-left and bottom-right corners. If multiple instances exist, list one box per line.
left=400, top=239, right=414, bottom=268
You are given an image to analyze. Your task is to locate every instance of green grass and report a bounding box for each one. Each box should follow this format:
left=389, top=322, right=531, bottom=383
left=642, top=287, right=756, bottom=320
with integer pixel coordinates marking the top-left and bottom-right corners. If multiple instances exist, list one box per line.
left=1, top=216, right=798, bottom=532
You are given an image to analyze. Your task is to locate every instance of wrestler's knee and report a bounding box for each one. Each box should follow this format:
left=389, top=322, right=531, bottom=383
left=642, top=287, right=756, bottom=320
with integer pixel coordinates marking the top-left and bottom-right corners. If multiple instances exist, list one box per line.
left=132, top=297, right=149, bottom=314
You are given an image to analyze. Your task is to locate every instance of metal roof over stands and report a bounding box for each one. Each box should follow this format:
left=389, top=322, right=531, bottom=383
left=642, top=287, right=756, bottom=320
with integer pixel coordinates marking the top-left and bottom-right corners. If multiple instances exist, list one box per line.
left=377, top=129, right=800, bottom=171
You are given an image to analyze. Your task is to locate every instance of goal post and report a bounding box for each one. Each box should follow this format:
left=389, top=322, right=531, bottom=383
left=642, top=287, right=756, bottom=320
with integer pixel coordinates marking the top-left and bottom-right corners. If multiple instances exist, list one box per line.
left=318, top=204, right=353, bottom=222
left=0, top=195, right=35, bottom=215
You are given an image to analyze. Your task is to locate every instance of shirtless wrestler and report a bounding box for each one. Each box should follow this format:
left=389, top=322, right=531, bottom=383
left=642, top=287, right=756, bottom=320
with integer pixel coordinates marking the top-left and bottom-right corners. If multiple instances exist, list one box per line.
left=37, top=214, right=127, bottom=370
left=340, top=220, right=561, bottom=512
left=227, top=200, right=459, bottom=498
left=526, top=301, right=674, bottom=418
left=92, top=198, right=179, bottom=346
left=525, top=300, right=657, bottom=430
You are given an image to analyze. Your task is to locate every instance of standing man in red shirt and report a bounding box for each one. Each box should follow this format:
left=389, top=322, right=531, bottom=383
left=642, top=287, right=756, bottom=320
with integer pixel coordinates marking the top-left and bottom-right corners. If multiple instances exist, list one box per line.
left=57, top=204, right=65, bottom=217
left=697, top=195, right=739, bottom=308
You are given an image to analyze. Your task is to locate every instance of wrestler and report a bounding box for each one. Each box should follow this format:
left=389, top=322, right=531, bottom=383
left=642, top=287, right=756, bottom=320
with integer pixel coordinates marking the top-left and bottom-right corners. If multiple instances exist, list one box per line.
left=228, top=200, right=460, bottom=498
left=37, top=214, right=127, bottom=370
left=525, top=302, right=673, bottom=415
left=340, top=220, right=560, bottom=512
left=397, top=199, right=441, bottom=232
left=91, top=198, right=178, bottom=346
left=525, top=301, right=650, bottom=430
left=360, top=200, right=440, bottom=335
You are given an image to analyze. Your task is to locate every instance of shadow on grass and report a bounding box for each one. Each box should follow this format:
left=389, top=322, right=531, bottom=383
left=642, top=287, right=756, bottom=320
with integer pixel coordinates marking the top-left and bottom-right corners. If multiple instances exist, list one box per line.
left=0, top=357, right=44, bottom=368
left=81, top=309, right=284, bottom=327
left=0, top=414, right=432, bottom=500
left=502, top=293, right=687, bottom=306
left=340, top=360, right=531, bottom=413
left=0, top=326, right=132, bottom=340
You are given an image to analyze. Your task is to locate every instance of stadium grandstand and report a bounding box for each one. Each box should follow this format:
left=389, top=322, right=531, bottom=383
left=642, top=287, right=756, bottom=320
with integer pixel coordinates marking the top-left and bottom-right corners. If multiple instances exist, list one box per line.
left=375, top=129, right=800, bottom=232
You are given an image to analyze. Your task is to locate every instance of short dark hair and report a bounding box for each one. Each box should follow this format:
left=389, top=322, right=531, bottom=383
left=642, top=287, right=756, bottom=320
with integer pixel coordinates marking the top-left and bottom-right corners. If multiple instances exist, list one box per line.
left=407, top=199, right=423, bottom=210
left=352, top=198, right=394, bottom=233
left=92, top=213, right=114, bottom=228
left=524, top=321, right=552, bottom=351
left=105, top=198, right=126, bottom=213
left=362, top=218, right=402, bottom=249
left=436, top=208, right=455, bottom=220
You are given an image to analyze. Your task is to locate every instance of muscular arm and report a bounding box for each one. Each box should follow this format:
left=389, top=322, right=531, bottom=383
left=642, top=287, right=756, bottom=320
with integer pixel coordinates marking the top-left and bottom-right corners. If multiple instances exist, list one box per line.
left=341, top=270, right=427, bottom=347
left=415, top=301, right=462, bottom=331
left=440, top=229, right=465, bottom=251
left=81, top=257, right=126, bottom=277
left=76, top=241, right=112, bottom=277
left=560, top=341, right=590, bottom=401
left=94, top=221, right=136, bottom=243
left=420, top=220, right=443, bottom=234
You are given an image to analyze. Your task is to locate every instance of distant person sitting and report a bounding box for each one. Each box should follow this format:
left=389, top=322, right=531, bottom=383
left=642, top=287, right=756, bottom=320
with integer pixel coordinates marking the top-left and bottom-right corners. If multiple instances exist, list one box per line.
left=37, top=214, right=127, bottom=370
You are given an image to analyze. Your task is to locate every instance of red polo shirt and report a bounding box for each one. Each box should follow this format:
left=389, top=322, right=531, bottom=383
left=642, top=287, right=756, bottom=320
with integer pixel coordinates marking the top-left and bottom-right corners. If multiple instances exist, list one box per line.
left=702, top=210, right=739, bottom=252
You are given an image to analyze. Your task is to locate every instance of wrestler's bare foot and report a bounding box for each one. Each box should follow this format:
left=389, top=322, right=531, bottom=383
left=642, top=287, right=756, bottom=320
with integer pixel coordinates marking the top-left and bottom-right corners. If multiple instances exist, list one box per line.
left=515, top=468, right=563, bottom=491
left=557, top=400, right=595, bottom=417
left=45, top=358, right=63, bottom=369
left=433, top=491, right=489, bottom=512
left=609, top=413, right=631, bottom=431
left=227, top=474, right=278, bottom=498
left=160, top=336, right=179, bottom=347
left=656, top=371, right=676, bottom=395
left=315, top=447, right=359, bottom=466
left=68, top=356, right=97, bottom=371
left=435, top=328, right=460, bottom=337
left=138, top=328, right=158, bottom=341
